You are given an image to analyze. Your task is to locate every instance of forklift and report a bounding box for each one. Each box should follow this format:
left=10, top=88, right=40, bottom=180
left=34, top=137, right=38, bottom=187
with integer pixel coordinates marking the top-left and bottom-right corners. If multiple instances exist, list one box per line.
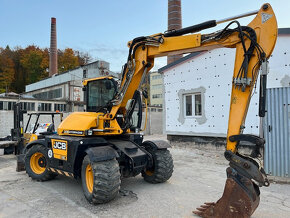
left=1, top=103, right=63, bottom=171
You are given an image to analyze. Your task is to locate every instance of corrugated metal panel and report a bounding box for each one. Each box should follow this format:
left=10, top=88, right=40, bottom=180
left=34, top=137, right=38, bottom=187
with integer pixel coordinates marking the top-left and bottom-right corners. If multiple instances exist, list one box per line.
left=264, top=87, right=290, bottom=177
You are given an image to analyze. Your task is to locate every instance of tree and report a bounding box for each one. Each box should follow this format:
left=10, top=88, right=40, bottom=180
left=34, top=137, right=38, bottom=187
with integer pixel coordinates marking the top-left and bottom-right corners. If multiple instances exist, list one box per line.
left=77, top=51, right=92, bottom=66
left=0, top=46, right=15, bottom=93
left=40, top=48, right=49, bottom=79
left=0, top=45, right=92, bottom=93
left=58, top=48, right=79, bottom=73
left=20, top=45, right=47, bottom=84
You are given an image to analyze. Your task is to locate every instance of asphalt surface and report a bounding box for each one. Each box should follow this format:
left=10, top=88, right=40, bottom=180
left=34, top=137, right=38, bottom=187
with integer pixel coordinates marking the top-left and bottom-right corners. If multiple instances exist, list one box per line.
left=0, top=136, right=290, bottom=218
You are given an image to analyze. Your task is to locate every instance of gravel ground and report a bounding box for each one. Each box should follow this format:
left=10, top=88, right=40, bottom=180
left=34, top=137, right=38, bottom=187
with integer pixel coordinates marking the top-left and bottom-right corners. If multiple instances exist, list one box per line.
left=0, top=135, right=290, bottom=218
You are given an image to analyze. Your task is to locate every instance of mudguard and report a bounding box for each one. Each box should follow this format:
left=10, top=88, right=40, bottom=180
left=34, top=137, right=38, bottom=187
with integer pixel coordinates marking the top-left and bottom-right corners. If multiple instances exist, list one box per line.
left=142, top=140, right=171, bottom=150
left=25, top=139, right=47, bottom=151
left=85, top=146, right=119, bottom=162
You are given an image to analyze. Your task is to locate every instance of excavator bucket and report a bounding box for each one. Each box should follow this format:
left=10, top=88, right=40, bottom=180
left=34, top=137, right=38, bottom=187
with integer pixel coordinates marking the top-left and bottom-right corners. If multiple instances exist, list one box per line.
left=193, top=167, right=260, bottom=218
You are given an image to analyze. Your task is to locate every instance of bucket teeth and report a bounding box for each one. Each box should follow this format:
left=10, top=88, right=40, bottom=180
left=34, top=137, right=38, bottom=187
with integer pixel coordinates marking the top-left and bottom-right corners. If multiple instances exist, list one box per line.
left=193, top=203, right=215, bottom=217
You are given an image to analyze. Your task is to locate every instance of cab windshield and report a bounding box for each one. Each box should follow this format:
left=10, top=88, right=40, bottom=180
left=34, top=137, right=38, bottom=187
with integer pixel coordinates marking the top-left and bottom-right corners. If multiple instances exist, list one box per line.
left=87, top=79, right=116, bottom=112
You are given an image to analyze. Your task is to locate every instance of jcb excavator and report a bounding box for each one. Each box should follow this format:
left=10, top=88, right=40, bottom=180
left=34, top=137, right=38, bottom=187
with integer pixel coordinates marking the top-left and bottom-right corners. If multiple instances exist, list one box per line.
left=23, top=3, right=277, bottom=217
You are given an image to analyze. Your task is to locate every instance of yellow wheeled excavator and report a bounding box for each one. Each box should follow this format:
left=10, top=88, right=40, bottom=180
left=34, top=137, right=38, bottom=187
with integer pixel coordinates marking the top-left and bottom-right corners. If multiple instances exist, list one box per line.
left=22, top=3, right=277, bottom=217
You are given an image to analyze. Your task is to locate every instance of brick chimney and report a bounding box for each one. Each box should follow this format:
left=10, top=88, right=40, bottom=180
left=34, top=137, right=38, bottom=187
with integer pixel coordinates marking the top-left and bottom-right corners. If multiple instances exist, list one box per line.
left=49, top=17, right=58, bottom=76
left=167, top=0, right=183, bottom=64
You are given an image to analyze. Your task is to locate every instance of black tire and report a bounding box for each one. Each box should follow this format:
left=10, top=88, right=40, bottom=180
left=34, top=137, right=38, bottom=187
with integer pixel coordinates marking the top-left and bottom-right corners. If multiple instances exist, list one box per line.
left=81, top=155, right=121, bottom=204
left=25, top=144, right=57, bottom=181
left=142, top=149, right=174, bottom=184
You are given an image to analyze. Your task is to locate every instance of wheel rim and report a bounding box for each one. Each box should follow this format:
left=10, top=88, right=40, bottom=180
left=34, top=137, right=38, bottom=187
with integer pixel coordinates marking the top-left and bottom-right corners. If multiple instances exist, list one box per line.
left=30, top=152, right=46, bottom=174
left=86, top=164, right=94, bottom=193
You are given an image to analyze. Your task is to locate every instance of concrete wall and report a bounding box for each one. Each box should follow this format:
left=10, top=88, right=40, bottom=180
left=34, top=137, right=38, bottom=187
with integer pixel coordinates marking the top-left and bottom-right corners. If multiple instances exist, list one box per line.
left=143, top=109, right=163, bottom=135
left=162, top=35, right=290, bottom=137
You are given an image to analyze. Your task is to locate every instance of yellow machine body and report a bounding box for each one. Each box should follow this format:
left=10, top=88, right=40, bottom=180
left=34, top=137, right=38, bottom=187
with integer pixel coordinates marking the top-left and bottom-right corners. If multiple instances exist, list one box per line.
left=57, top=112, right=123, bottom=136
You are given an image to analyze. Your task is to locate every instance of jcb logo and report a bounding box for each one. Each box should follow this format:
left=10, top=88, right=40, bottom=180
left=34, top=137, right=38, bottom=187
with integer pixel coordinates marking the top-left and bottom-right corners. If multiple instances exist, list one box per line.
left=53, top=141, right=67, bottom=150
left=51, top=139, right=68, bottom=160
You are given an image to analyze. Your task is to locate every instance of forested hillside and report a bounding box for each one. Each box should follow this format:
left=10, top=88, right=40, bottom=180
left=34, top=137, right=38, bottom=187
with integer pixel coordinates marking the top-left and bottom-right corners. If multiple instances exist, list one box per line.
left=0, top=45, right=91, bottom=93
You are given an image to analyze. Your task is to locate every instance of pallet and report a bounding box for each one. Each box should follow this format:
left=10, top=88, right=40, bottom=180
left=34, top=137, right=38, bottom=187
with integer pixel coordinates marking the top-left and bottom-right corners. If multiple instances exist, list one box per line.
left=0, top=140, right=18, bottom=148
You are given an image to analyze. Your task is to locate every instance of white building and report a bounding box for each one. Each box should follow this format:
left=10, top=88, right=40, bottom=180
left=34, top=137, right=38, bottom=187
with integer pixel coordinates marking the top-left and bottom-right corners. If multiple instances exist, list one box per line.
left=159, top=28, right=290, bottom=139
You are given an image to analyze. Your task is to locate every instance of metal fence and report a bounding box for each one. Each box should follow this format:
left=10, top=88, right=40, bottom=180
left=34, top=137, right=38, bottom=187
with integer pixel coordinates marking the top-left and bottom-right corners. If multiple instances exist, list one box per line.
left=264, top=87, right=290, bottom=177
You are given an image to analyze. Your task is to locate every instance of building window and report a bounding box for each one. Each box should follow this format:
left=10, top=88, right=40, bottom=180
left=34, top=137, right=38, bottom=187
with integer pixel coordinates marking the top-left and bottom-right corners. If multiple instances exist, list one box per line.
left=8, top=102, right=15, bottom=110
left=152, top=84, right=162, bottom=90
left=31, top=103, right=35, bottom=111
left=55, top=103, right=66, bottom=112
left=2, top=101, right=7, bottom=110
left=185, top=95, right=192, bottom=116
left=38, top=103, right=52, bottom=111
left=152, top=94, right=162, bottom=99
left=83, top=69, right=87, bottom=78
left=0, top=101, right=18, bottom=110
left=152, top=74, right=162, bottom=80
left=33, top=88, right=62, bottom=100
left=195, top=94, right=202, bottom=116
left=184, top=93, right=202, bottom=117
left=20, top=102, right=35, bottom=111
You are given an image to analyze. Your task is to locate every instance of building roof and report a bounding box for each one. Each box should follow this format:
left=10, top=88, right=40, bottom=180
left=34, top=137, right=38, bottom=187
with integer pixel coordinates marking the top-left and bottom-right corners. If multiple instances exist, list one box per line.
left=0, top=92, right=19, bottom=97
left=159, top=28, right=290, bottom=73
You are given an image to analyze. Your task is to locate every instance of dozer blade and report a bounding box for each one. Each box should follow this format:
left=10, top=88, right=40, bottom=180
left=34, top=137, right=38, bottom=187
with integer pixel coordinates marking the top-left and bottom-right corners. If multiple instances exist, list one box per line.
left=193, top=167, right=260, bottom=218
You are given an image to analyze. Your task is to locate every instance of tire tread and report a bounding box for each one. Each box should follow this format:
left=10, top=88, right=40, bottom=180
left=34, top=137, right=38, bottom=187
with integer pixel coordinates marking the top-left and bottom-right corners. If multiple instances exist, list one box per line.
left=142, top=149, right=174, bottom=184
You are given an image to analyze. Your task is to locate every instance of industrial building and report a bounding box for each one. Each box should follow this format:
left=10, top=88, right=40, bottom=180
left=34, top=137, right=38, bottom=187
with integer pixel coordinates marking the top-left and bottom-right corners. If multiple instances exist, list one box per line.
left=24, top=60, right=119, bottom=112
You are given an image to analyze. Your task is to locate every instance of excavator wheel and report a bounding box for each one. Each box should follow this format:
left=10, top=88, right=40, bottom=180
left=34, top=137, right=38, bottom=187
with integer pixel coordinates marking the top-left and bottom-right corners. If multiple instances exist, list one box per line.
left=193, top=167, right=260, bottom=218
left=25, top=144, right=57, bottom=181
left=81, top=155, right=121, bottom=204
left=142, top=147, right=174, bottom=184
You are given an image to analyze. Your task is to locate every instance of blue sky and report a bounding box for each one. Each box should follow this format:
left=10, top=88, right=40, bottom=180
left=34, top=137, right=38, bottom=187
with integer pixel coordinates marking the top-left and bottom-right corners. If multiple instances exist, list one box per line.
left=0, top=0, right=289, bottom=72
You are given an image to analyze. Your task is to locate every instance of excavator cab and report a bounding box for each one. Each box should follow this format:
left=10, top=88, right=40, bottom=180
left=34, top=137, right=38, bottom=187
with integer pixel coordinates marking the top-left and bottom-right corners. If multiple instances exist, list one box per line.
left=83, top=77, right=118, bottom=112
